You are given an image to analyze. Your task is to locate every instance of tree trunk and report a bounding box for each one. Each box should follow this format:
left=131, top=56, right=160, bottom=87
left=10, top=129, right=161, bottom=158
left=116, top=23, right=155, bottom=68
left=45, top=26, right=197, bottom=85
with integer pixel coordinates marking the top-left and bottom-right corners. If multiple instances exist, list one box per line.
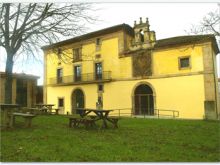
left=4, top=52, right=14, bottom=104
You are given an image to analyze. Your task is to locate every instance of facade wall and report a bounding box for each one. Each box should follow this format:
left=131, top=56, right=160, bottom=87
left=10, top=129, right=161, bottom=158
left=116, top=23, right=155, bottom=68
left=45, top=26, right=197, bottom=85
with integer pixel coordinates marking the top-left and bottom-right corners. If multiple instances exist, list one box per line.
left=46, top=74, right=205, bottom=119
left=45, top=36, right=207, bottom=81
left=153, top=44, right=204, bottom=75
left=211, top=48, right=220, bottom=118
left=44, top=30, right=219, bottom=119
left=45, top=32, right=132, bottom=81
left=202, top=43, right=219, bottom=119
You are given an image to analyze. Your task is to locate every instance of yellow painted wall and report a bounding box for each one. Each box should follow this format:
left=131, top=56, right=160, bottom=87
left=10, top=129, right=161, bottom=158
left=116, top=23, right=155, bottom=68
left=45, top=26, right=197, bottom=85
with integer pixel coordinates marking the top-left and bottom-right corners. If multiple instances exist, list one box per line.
left=45, top=33, right=132, bottom=81
left=45, top=36, right=206, bottom=82
left=46, top=75, right=205, bottom=119
left=105, top=75, right=205, bottom=119
left=153, top=45, right=204, bottom=75
left=44, top=31, right=216, bottom=119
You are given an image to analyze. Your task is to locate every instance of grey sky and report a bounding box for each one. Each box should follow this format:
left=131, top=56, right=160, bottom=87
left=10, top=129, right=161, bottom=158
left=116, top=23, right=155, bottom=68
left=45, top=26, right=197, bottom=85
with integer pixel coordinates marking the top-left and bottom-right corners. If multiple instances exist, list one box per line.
left=0, top=3, right=219, bottom=85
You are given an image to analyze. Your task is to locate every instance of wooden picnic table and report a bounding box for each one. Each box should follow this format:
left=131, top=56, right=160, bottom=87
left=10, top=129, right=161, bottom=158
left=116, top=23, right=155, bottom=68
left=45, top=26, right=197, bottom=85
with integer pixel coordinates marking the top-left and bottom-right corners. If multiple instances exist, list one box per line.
left=34, top=104, right=55, bottom=110
left=10, top=112, right=36, bottom=128
left=0, top=104, right=20, bottom=128
left=34, top=104, right=55, bottom=114
left=23, top=107, right=41, bottom=114
left=77, top=108, right=116, bottom=129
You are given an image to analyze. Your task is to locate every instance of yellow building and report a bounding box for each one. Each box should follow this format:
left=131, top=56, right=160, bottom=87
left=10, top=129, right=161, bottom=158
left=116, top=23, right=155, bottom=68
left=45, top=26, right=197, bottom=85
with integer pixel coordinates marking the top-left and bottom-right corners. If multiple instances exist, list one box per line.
left=42, top=18, right=220, bottom=119
left=0, top=72, right=39, bottom=107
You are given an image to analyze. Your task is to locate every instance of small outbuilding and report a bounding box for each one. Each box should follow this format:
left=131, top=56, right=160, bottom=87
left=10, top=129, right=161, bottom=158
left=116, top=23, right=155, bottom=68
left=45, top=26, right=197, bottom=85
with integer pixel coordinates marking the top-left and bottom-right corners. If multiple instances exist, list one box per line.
left=0, top=72, right=39, bottom=107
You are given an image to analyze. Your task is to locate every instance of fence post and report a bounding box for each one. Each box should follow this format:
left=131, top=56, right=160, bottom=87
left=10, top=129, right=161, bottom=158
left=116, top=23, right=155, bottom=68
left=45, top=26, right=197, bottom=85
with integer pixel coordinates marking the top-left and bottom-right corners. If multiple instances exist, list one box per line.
left=158, top=109, right=159, bottom=118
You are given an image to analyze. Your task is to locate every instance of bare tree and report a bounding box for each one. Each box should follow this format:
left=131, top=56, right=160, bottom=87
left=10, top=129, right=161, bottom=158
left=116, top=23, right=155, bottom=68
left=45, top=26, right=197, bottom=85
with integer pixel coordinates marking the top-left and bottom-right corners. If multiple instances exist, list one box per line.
left=0, top=3, right=96, bottom=104
left=187, top=6, right=220, bottom=37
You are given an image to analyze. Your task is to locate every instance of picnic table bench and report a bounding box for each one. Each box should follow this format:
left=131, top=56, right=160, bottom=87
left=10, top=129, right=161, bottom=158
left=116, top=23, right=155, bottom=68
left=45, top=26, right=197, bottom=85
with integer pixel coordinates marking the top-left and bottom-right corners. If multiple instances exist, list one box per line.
left=107, top=116, right=119, bottom=128
left=0, top=104, right=20, bottom=128
left=34, top=104, right=59, bottom=115
left=49, top=108, right=59, bottom=115
left=10, top=112, right=36, bottom=128
left=68, top=109, right=120, bottom=129
left=68, top=115, right=96, bottom=128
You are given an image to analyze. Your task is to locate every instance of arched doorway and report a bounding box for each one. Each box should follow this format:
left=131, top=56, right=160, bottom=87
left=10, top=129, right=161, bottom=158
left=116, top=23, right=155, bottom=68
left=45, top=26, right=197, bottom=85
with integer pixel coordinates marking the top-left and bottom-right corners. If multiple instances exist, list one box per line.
left=71, top=89, right=85, bottom=114
left=134, top=84, right=154, bottom=115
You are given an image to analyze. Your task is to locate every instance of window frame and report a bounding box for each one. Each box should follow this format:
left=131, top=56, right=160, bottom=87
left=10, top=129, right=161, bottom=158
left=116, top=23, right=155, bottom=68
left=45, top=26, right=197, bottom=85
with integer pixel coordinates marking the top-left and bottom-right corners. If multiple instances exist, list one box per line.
left=97, top=84, right=104, bottom=92
left=95, top=62, right=103, bottom=80
left=178, top=56, right=191, bottom=70
left=58, top=97, right=64, bottom=108
left=57, top=68, right=63, bottom=83
left=72, top=47, right=82, bottom=62
left=96, top=38, right=101, bottom=45
left=57, top=48, right=62, bottom=65
left=95, top=38, right=101, bottom=52
left=74, top=65, right=82, bottom=82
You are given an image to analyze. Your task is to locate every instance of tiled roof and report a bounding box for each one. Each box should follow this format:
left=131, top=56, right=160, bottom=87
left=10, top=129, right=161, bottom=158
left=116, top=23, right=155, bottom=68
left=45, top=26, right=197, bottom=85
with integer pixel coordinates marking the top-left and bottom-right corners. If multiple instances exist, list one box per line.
left=41, top=24, right=134, bottom=50
left=0, top=72, right=39, bottom=79
left=41, top=23, right=219, bottom=54
left=155, top=34, right=219, bottom=53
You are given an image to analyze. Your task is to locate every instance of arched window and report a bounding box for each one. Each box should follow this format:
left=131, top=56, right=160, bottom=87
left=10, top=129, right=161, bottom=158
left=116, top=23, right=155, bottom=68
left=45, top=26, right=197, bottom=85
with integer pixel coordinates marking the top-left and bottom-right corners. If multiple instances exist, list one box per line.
left=134, top=84, right=154, bottom=115
left=71, top=89, right=85, bottom=115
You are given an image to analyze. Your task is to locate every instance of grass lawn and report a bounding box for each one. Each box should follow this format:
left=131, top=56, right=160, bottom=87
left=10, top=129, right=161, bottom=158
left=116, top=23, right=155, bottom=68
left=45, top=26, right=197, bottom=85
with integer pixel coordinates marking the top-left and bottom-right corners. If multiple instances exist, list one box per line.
left=1, top=115, right=220, bottom=162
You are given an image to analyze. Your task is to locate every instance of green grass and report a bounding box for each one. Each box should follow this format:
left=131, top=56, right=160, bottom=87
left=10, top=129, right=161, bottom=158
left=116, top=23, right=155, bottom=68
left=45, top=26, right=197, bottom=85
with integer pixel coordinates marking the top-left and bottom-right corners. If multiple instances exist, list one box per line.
left=1, top=115, right=220, bottom=162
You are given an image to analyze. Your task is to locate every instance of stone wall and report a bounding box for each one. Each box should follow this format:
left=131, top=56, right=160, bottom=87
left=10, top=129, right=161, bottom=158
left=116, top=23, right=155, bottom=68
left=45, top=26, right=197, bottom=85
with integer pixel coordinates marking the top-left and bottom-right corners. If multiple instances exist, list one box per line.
left=202, top=44, right=218, bottom=119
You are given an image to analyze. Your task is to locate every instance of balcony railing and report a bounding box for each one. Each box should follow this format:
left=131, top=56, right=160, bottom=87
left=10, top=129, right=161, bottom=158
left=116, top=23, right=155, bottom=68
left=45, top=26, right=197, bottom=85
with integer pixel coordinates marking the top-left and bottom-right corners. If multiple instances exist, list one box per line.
left=49, top=71, right=111, bottom=85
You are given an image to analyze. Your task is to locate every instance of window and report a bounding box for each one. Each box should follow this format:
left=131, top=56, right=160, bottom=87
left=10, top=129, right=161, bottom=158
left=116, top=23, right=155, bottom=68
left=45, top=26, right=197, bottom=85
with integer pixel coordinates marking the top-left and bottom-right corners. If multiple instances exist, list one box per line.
left=74, top=65, right=81, bottom=82
left=57, top=68, right=63, bottom=83
left=179, top=57, right=190, bottom=69
left=96, top=38, right=101, bottom=51
left=73, top=48, right=82, bottom=62
left=57, top=48, right=62, bottom=64
left=95, top=62, right=102, bottom=80
left=98, top=84, right=103, bottom=92
left=57, top=48, right=62, bottom=55
left=58, top=98, right=64, bottom=107
left=96, top=38, right=101, bottom=45
left=95, top=54, right=101, bottom=59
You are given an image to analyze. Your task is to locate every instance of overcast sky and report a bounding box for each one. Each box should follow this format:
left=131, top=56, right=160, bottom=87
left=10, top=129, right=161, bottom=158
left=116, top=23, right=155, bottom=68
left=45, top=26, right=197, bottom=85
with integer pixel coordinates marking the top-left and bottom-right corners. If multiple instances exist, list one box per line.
left=0, top=3, right=219, bottom=85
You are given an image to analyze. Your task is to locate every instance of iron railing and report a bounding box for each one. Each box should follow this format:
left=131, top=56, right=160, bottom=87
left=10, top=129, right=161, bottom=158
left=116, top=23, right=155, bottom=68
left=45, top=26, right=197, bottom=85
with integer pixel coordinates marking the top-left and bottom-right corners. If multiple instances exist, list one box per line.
left=68, top=108, right=179, bottom=118
left=154, top=109, right=179, bottom=118
left=109, top=108, right=179, bottom=118
left=49, top=71, right=111, bottom=85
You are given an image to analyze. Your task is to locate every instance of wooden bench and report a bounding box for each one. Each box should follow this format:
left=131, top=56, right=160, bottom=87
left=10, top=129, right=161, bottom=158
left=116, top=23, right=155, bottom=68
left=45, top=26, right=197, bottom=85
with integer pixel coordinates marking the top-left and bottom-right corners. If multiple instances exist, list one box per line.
left=21, top=107, right=39, bottom=115
left=10, top=112, right=36, bottom=128
left=50, top=108, right=59, bottom=115
left=108, top=117, right=120, bottom=128
left=68, top=116, right=96, bottom=128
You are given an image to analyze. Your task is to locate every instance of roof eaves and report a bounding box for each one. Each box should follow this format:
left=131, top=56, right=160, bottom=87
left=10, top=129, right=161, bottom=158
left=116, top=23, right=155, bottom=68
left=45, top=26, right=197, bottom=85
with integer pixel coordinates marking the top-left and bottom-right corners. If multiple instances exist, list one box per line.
left=0, top=72, right=40, bottom=79
left=41, top=23, right=134, bottom=50
left=154, top=34, right=219, bottom=54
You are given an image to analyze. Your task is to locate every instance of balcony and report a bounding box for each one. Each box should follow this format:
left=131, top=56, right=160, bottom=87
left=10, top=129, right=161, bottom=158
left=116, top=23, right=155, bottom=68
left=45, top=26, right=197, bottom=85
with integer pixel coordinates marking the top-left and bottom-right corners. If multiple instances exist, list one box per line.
left=49, top=71, right=112, bottom=85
